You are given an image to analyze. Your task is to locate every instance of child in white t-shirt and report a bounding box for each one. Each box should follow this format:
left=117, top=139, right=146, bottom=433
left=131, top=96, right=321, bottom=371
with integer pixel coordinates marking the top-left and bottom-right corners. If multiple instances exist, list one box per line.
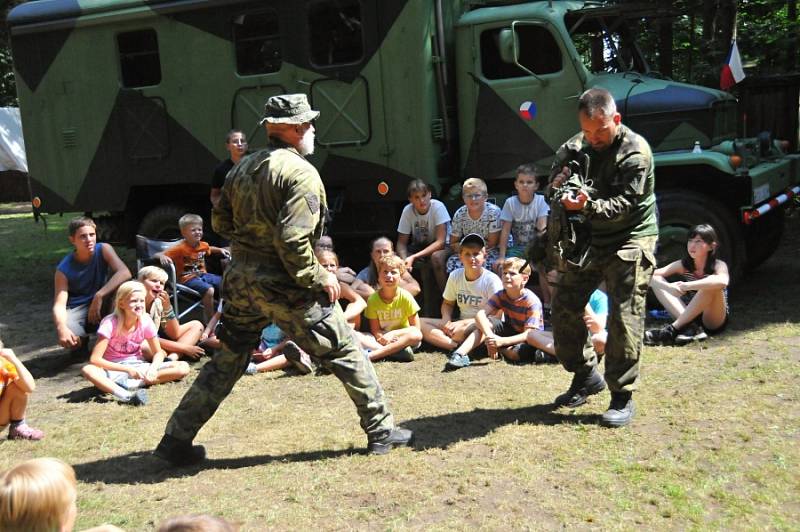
left=396, top=179, right=451, bottom=316
left=421, top=233, right=502, bottom=358
left=497, top=164, right=551, bottom=306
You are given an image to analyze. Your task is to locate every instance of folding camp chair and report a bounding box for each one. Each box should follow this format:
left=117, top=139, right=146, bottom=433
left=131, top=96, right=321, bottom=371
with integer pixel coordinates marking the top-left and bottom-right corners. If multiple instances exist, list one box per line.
left=135, top=235, right=204, bottom=321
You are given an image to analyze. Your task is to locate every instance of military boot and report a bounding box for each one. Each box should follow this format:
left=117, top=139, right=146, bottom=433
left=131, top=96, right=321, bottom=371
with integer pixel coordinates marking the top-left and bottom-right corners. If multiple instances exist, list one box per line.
left=367, top=427, right=414, bottom=455
left=601, top=391, right=635, bottom=428
left=554, top=367, right=606, bottom=408
left=154, top=433, right=206, bottom=467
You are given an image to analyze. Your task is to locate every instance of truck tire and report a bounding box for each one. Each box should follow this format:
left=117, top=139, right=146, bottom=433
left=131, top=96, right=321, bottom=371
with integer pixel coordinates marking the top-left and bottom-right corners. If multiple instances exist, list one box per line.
left=744, top=208, right=785, bottom=270
left=137, top=204, right=188, bottom=241
left=656, top=191, right=745, bottom=282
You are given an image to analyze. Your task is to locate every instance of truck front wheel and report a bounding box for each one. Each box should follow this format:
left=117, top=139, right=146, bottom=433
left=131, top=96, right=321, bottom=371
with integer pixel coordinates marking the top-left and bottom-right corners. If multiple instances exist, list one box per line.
left=137, top=204, right=188, bottom=241
left=656, top=191, right=745, bottom=282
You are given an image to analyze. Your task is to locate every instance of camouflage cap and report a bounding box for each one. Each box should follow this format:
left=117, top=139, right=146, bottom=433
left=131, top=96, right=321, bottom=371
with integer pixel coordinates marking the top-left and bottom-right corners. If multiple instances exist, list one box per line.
left=260, top=94, right=320, bottom=125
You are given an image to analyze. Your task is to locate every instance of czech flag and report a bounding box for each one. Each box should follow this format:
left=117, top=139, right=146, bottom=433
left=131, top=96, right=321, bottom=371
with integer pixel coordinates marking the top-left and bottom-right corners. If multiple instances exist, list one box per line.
left=720, top=40, right=745, bottom=90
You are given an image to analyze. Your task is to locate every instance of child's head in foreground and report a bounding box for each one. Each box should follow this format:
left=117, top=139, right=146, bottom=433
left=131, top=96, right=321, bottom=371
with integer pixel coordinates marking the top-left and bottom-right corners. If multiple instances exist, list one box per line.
left=0, top=457, right=77, bottom=532
left=157, top=513, right=239, bottom=532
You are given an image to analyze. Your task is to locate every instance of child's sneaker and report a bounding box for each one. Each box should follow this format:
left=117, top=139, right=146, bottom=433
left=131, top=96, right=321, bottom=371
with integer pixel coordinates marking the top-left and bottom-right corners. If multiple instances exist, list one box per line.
left=244, top=362, right=258, bottom=375
left=533, top=349, right=558, bottom=364
left=283, top=341, right=313, bottom=375
left=386, top=347, right=415, bottom=363
left=675, top=324, right=708, bottom=345
left=127, top=389, right=148, bottom=406
left=122, top=378, right=144, bottom=390
left=8, top=423, right=45, bottom=441
left=644, top=323, right=677, bottom=346
left=444, top=351, right=470, bottom=371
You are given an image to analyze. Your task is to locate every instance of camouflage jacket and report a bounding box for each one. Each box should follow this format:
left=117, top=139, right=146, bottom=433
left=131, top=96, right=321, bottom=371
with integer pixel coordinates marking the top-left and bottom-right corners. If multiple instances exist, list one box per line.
left=549, top=124, right=658, bottom=250
left=213, top=138, right=327, bottom=292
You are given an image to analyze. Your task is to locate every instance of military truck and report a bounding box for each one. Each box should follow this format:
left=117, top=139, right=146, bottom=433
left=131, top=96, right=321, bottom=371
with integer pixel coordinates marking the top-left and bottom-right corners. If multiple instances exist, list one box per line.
left=8, top=0, right=800, bottom=276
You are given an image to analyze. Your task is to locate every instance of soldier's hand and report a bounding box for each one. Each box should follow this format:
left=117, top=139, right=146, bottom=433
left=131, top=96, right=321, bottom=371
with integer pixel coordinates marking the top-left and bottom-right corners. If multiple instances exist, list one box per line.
left=551, top=166, right=571, bottom=189
left=322, top=271, right=341, bottom=303
left=561, top=190, right=588, bottom=211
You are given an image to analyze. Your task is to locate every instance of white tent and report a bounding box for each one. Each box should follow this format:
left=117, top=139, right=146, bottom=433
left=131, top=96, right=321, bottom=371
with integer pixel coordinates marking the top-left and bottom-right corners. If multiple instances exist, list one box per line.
left=0, top=107, right=27, bottom=172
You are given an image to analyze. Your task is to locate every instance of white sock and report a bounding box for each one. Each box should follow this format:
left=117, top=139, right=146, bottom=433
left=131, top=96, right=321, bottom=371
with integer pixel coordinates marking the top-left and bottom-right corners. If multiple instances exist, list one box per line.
left=112, top=388, right=132, bottom=402
left=124, top=379, right=144, bottom=390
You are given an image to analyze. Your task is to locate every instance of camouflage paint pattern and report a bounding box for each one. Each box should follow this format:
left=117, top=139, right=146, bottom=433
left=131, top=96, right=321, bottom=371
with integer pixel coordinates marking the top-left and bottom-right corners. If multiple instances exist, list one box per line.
left=8, top=0, right=799, bottom=272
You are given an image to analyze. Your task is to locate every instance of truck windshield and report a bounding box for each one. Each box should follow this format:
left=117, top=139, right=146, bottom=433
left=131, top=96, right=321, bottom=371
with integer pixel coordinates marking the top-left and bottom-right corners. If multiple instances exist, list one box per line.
left=566, top=12, right=649, bottom=75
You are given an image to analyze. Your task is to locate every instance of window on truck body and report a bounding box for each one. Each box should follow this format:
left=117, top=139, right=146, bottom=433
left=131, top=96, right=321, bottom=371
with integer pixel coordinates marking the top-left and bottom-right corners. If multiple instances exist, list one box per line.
left=117, top=29, right=162, bottom=87
left=233, top=9, right=282, bottom=75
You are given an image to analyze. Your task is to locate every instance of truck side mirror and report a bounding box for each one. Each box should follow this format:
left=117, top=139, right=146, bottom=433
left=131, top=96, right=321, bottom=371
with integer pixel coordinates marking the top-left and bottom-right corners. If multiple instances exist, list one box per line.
left=498, top=28, right=516, bottom=64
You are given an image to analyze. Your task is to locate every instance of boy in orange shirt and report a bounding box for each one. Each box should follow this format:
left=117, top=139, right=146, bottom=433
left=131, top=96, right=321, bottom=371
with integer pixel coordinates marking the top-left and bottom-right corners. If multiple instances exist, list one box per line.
left=156, top=213, right=230, bottom=322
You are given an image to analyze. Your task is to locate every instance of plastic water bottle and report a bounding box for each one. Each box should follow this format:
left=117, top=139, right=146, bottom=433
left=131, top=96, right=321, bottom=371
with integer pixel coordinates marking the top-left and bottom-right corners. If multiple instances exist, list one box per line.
left=648, top=309, right=672, bottom=321
left=692, top=141, right=702, bottom=154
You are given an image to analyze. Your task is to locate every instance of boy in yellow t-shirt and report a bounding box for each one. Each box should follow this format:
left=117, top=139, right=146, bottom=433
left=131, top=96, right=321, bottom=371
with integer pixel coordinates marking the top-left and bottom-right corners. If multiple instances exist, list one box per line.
left=364, top=255, right=423, bottom=362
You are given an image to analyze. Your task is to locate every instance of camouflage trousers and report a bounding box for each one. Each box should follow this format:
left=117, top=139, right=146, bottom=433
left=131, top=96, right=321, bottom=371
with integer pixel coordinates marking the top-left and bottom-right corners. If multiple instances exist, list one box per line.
left=165, top=261, right=395, bottom=442
left=551, top=236, right=657, bottom=392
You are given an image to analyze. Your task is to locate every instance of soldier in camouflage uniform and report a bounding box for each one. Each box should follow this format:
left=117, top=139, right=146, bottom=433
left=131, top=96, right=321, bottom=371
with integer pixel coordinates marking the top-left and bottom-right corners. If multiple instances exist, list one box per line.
left=154, top=94, right=413, bottom=465
left=548, top=88, right=658, bottom=428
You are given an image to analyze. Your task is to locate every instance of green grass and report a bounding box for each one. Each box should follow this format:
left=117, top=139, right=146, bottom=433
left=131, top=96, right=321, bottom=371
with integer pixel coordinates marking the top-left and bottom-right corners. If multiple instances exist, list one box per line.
left=1, top=208, right=799, bottom=530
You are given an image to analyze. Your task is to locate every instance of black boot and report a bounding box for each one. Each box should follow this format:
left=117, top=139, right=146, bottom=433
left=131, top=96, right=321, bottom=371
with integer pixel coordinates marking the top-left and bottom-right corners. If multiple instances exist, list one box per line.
left=154, top=433, right=206, bottom=466
left=554, top=367, right=606, bottom=408
left=601, top=391, right=635, bottom=428
left=367, top=427, right=414, bottom=455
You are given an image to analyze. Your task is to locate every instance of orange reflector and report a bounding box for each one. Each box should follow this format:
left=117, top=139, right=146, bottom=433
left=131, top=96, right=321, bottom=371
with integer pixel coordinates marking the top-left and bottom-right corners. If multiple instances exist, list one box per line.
left=377, top=181, right=389, bottom=196
left=32, top=196, right=42, bottom=208
left=729, top=155, right=742, bottom=169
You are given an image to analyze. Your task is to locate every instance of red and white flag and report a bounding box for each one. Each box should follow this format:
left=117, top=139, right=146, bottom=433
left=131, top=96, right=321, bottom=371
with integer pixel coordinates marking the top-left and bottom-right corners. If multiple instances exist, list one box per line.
left=720, top=40, right=745, bottom=90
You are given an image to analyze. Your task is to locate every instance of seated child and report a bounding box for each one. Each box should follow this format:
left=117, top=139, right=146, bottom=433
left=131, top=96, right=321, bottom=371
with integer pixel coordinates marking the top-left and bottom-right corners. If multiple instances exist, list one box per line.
left=52, top=216, right=131, bottom=353
left=527, top=288, right=609, bottom=363
left=363, top=255, right=423, bottom=362
left=314, top=236, right=370, bottom=295
left=200, top=299, right=224, bottom=350
left=155, top=213, right=230, bottom=323
left=0, top=457, right=124, bottom=532
left=447, top=257, right=543, bottom=370
left=396, top=179, right=451, bottom=316
left=244, top=324, right=313, bottom=376
left=496, top=164, right=552, bottom=306
left=138, top=266, right=205, bottom=361
left=421, top=233, right=503, bottom=358
left=316, top=249, right=368, bottom=330
left=0, top=339, right=44, bottom=440
left=355, top=237, right=420, bottom=299
left=81, top=281, right=190, bottom=406
left=431, top=178, right=502, bottom=290
left=645, top=223, right=730, bottom=346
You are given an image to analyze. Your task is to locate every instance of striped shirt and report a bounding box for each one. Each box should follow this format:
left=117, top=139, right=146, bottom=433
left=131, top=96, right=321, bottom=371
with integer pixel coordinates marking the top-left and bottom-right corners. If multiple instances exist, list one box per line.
left=486, top=288, right=543, bottom=333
